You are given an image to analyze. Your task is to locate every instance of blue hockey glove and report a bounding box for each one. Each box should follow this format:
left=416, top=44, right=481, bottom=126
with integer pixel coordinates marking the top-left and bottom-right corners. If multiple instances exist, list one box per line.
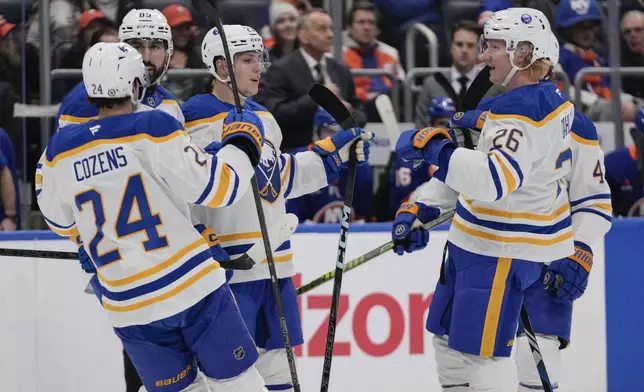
left=221, top=108, right=265, bottom=166
left=449, top=110, right=487, bottom=131
left=392, top=202, right=440, bottom=255
left=311, top=128, right=374, bottom=179
left=395, top=127, right=456, bottom=170
left=78, top=246, right=96, bottom=274
left=544, top=241, right=593, bottom=301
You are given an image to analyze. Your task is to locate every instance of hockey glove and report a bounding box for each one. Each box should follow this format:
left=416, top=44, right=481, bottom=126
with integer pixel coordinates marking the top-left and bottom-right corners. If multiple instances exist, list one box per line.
left=311, top=128, right=374, bottom=179
left=396, top=127, right=456, bottom=170
left=544, top=241, right=593, bottom=301
left=392, top=202, right=440, bottom=255
left=78, top=246, right=96, bottom=274
left=221, top=108, right=265, bottom=167
left=449, top=111, right=486, bottom=149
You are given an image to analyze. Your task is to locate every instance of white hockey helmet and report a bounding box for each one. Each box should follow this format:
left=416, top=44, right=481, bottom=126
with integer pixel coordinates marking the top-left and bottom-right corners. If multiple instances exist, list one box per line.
left=481, top=7, right=553, bottom=86
left=82, top=42, right=149, bottom=105
left=201, top=24, right=270, bottom=84
left=118, top=9, right=173, bottom=84
left=545, top=31, right=559, bottom=66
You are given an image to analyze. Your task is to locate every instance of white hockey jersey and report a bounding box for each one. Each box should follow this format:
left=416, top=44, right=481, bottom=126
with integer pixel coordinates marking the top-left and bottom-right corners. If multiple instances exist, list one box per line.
left=182, top=94, right=330, bottom=283
left=54, top=82, right=185, bottom=129
left=417, top=81, right=576, bottom=262
left=36, top=110, right=254, bottom=327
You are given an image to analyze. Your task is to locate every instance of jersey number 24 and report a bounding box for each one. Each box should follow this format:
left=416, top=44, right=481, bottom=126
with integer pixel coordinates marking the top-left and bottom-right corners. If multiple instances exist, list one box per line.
left=75, top=173, right=168, bottom=268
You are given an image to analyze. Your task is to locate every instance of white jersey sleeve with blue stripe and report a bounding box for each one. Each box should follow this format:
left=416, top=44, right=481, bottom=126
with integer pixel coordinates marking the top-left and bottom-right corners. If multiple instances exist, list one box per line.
left=565, top=111, right=612, bottom=247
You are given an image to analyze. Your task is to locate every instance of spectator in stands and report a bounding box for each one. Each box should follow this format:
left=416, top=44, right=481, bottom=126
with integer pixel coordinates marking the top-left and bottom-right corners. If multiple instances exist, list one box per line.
left=58, top=10, right=113, bottom=69
left=605, top=107, right=644, bottom=217
left=621, top=10, right=644, bottom=99
left=414, top=21, right=490, bottom=128
left=257, top=9, right=366, bottom=151
left=287, top=108, right=373, bottom=223
left=372, top=0, right=447, bottom=67
left=264, top=2, right=300, bottom=61
left=0, top=127, right=19, bottom=230
left=0, top=17, right=39, bottom=102
left=55, top=10, right=116, bottom=98
left=557, top=0, right=641, bottom=121
left=161, top=4, right=205, bottom=102
left=343, top=1, right=405, bottom=122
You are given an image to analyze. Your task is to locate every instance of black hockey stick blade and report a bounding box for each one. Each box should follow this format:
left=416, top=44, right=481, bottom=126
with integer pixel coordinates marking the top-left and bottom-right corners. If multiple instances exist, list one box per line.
left=309, top=83, right=358, bottom=129
left=460, top=65, right=493, bottom=111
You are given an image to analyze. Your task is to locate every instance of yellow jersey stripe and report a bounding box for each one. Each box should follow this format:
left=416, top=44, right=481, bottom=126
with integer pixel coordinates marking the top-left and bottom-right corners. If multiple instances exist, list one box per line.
left=49, top=225, right=79, bottom=237
left=208, top=163, right=232, bottom=208
left=218, top=231, right=262, bottom=242
left=571, top=132, right=599, bottom=146
left=480, top=257, right=512, bottom=357
left=97, top=238, right=207, bottom=287
left=35, top=174, right=42, bottom=185
left=160, top=99, right=177, bottom=105
left=59, top=114, right=98, bottom=124
left=102, top=262, right=220, bottom=312
left=588, top=203, right=613, bottom=212
left=260, top=253, right=293, bottom=264
left=184, top=111, right=272, bottom=129
left=280, top=156, right=291, bottom=188
left=45, top=130, right=187, bottom=167
left=453, top=218, right=573, bottom=246
left=490, top=151, right=518, bottom=194
left=487, top=101, right=573, bottom=128
left=462, top=198, right=570, bottom=222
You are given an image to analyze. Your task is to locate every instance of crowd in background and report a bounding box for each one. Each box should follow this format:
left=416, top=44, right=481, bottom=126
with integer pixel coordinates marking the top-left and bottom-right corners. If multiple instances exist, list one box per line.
left=0, top=0, right=643, bottom=230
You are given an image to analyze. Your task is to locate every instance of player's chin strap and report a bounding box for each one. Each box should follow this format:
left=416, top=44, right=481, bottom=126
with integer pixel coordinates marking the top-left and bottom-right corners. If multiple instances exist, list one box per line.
left=214, top=73, right=253, bottom=101
left=501, top=51, right=536, bottom=87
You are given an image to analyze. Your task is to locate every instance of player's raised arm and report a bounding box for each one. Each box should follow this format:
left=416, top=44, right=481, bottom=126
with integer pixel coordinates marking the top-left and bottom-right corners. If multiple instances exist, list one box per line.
left=154, top=108, right=264, bottom=209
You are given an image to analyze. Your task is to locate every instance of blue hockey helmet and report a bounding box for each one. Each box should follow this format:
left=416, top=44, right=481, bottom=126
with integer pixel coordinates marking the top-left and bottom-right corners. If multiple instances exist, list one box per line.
left=556, top=0, right=601, bottom=28
left=428, top=97, right=456, bottom=123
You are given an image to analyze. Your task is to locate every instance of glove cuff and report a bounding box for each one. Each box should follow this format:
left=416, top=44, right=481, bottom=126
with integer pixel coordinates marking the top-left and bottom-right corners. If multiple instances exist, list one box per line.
left=570, top=241, right=593, bottom=273
left=395, top=202, right=440, bottom=224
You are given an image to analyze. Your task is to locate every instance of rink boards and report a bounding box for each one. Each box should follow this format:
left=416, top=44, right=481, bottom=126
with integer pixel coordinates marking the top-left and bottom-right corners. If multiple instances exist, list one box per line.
left=0, top=219, right=642, bottom=392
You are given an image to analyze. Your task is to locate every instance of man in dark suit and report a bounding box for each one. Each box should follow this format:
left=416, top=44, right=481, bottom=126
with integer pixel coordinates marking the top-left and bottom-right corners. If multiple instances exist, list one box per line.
left=256, top=8, right=367, bottom=151
left=414, top=21, right=504, bottom=128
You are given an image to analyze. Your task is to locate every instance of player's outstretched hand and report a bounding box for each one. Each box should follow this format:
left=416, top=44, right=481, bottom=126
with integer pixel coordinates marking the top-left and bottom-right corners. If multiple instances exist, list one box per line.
left=78, top=246, right=97, bottom=274
left=396, top=127, right=456, bottom=169
left=544, top=241, right=593, bottom=301
left=221, top=108, right=265, bottom=166
left=312, top=127, right=374, bottom=175
left=391, top=202, right=440, bottom=255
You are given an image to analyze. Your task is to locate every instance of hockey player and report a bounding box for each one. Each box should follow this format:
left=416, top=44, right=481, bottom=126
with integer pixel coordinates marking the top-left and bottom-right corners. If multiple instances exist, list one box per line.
left=391, top=8, right=577, bottom=391
left=286, top=108, right=374, bottom=223
left=182, top=25, right=373, bottom=391
left=385, top=97, right=457, bottom=220
left=512, top=32, right=613, bottom=392
left=605, top=107, right=644, bottom=217
left=37, top=42, right=268, bottom=392
left=55, top=9, right=183, bottom=130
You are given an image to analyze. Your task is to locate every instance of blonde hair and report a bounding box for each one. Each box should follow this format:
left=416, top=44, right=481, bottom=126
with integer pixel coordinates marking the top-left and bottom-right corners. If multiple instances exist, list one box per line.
left=514, top=42, right=552, bottom=81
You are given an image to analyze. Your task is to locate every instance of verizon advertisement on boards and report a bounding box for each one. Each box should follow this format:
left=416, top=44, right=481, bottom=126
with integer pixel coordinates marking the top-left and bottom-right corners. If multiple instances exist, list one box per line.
left=0, top=228, right=607, bottom=392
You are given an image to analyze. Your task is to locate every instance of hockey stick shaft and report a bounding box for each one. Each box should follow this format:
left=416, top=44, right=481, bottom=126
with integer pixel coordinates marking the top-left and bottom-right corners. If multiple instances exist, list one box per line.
left=520, top=305, right=554, bottom=392
left=190, top=1, right=301, bottom=389
left=296, top=210, right=456, bottom=296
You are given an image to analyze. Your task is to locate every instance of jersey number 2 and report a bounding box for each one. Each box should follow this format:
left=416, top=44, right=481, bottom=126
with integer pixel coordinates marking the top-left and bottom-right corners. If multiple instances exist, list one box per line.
left=75, top=173, right=169, bottom=268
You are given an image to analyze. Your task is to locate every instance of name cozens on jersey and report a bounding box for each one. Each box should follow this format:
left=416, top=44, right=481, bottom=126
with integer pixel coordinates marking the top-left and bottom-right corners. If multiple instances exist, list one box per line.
left=73, top=146, right=128, bottom=181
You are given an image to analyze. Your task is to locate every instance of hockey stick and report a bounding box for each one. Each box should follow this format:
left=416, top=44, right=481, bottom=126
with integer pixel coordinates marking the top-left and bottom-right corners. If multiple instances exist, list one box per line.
left=375, top=94, right=402, bottom=148
left=190, top=1, right=301, bottom=390
left=296, top=209, right=455, bottom=296
left=308, top=82, right=362, bottom=392
left=520, top=305, right=555, bottom=392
